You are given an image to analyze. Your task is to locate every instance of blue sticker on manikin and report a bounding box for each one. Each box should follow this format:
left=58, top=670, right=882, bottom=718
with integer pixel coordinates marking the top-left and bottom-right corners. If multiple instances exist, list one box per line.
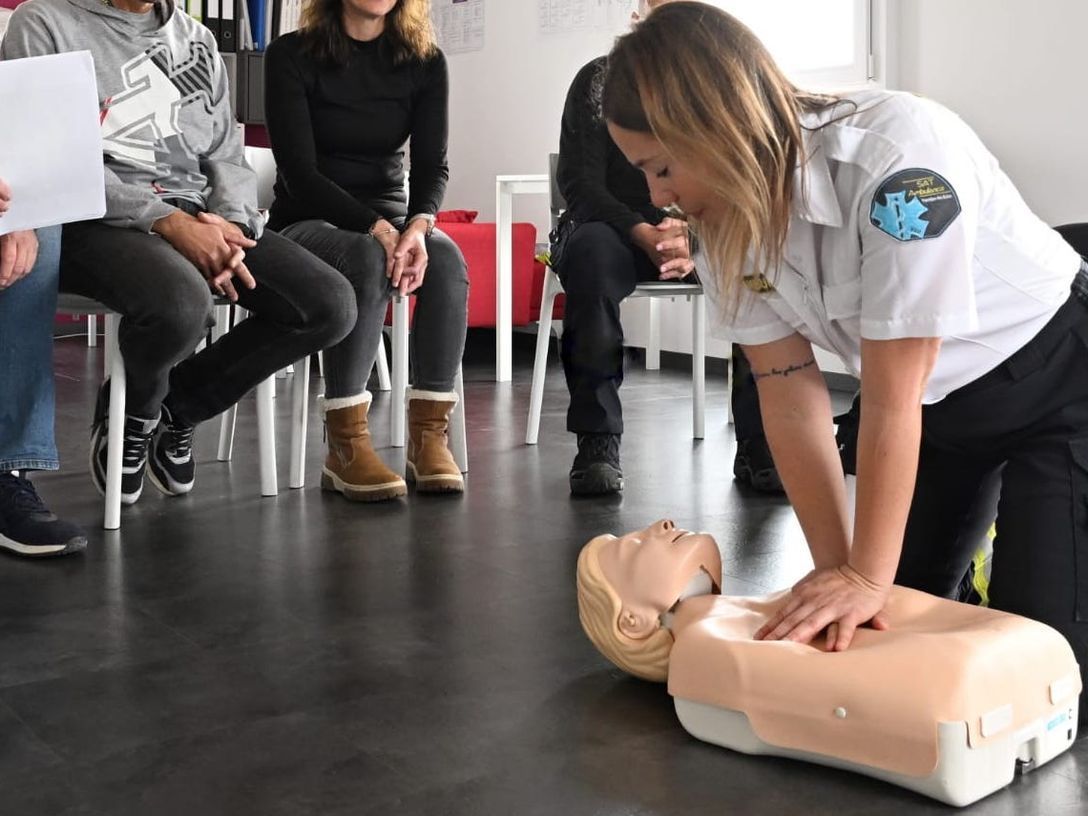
left=870, top=168, right=961, bottom=242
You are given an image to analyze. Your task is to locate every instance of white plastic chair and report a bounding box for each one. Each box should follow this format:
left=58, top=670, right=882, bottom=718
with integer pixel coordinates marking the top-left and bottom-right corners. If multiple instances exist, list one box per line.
left=58, top=294, right=297, bottom=529
left=526, top=155, right=727, bottom=445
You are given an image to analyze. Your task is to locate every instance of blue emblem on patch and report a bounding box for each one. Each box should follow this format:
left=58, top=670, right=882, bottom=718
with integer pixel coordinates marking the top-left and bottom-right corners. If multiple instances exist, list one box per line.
left=872, top=192, right=930, bottom=240
left=869, top=168, right=961, bottom=242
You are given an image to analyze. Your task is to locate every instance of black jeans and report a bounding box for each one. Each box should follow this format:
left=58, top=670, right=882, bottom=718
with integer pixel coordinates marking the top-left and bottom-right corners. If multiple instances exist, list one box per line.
left=280, top=219, right=468, bottom=396
left=59, top=221, right=356, bottom=424
left=897, top=265, right=1088, bottom=708
left=555, top=221, right=764, bottom=438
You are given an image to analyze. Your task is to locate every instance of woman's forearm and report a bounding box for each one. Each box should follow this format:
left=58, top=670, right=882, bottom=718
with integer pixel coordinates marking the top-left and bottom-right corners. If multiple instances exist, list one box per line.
left=849, top=399, right=923, bottom=587
left=759, top=373, right=852, bottom=570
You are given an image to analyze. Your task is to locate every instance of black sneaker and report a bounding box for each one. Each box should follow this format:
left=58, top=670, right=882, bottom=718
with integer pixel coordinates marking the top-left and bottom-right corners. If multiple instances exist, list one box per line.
left=149, top=403, right=196, bottom=496
left=0, top=473, right=87, bottom=557
left=570, top=433, right=624, bottom=495
left=733, top=436, right=785, bottom=494
left=90, top=381, right=158, bottom=505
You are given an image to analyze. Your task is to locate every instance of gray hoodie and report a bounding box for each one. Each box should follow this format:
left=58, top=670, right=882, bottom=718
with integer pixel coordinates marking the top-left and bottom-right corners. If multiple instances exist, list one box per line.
left=2, top=0, right=262, bottom=237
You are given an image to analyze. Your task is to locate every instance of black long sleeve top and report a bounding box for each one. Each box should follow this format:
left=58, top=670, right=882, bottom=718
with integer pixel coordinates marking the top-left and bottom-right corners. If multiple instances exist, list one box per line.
left=264, top=31, right=450, bottom=233
left=556, top=56, right=665, bottom=237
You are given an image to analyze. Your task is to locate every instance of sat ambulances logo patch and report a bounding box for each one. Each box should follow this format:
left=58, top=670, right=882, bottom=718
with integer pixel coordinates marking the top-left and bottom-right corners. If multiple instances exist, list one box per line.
left=869, top=168, right=961, bottom=241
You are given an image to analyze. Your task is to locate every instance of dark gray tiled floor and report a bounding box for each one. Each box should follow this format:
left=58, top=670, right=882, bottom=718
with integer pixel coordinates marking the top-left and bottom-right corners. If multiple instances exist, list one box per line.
left=3, top=331, right=1085, bottom=815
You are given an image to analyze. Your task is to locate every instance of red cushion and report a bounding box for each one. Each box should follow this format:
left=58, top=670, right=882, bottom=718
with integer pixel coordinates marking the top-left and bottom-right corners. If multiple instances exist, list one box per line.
left=437, top=210, right=479, bottom=224
left=383, top=221, right=541, bottom=328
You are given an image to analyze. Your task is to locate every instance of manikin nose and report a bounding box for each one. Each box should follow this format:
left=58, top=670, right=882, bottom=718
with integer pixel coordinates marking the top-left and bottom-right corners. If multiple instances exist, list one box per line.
left=656, top=519, right=676, bottom=533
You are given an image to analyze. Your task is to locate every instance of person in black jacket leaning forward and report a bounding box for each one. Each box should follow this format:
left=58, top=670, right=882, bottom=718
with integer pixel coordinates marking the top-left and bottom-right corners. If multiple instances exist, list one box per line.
left=553, top=0, right=781, bottom=496
left=264, top=0, right=468, bottom=501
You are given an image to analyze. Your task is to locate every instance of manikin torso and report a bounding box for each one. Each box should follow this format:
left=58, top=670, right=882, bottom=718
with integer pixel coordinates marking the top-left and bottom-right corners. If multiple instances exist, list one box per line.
left=664, top=587, right=1078, bottom=778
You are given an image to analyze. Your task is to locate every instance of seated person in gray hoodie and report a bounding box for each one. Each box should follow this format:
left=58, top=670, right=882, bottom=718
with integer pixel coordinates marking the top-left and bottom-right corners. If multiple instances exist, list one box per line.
left=2, top=0, right=356, bottom=506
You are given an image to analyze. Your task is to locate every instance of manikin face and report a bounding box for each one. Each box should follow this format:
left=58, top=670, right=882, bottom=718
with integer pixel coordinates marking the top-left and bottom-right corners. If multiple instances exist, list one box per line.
left=597, top=519, right=722, bottom=639
left=607, top=123, right=717, bottom=221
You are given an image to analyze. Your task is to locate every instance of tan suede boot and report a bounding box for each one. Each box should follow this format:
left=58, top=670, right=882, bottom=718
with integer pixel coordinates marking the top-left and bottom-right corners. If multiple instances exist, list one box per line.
left=321, top=393, right=407, bottom=502
left=406, top=389, right=464, bottom=493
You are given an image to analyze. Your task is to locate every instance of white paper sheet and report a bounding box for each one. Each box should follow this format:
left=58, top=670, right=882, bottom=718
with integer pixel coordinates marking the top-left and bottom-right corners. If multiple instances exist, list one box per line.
left=0, top=51, right=106, bottom=235
left=432, top=0, right=485, bottom=55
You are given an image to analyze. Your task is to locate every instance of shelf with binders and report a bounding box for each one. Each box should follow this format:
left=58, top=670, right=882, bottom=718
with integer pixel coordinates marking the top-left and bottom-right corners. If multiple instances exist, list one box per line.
left=184, top=0, right=301, bottom=127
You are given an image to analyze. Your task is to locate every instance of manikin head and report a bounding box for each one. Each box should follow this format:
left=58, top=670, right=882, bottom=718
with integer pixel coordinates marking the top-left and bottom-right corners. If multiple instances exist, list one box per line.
left=576, top=520, right=722, bottom=682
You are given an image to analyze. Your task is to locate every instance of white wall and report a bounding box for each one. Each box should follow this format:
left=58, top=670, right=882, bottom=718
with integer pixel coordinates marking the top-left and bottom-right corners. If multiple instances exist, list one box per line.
left=444, top=5, right=627, bottom=234
left=895, top=0, right=1088, bottom=227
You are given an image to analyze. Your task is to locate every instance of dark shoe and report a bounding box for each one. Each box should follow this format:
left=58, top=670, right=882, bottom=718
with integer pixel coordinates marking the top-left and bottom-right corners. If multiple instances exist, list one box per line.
left=90, top=381, right=158, bottom=505
left=149, top=402, right=196, bottom=496
left=0, top=473, right=87, bottom=557
left=570, top=433, right=624, bottom=495
left=733, top=436, right=784, bottom=494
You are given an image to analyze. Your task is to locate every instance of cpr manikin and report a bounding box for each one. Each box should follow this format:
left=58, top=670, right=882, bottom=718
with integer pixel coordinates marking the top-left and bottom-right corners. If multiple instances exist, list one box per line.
left=577, top=520, right=1081, bottom=806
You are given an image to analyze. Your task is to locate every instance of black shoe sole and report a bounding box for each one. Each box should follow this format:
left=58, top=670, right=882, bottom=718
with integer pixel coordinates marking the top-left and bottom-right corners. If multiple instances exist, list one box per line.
left=570, top=463, right=624, bottom=496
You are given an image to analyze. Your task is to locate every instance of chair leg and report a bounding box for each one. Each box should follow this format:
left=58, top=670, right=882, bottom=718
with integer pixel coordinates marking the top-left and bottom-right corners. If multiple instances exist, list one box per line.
left=87, top=314, right=97, bottom=348
left=391, top=297, right=410, bottom=447
left=103, top=314, right=125, bottom=530
left=526, top=270, right=561, bottom=445
left=726, top=349, right=735, bottom=426
left=646, top=298, right=661, bottom=370
left=257, top=375, right=278, bottom=496
left=692, top=294, right=706, bottom=440
left=289, top=355, right=310, bottom=489
left=317, top=350, right=325, bottom=379
left=450, top=366, right=468, bottom=473
left=374, top=331, right=392, bottom=392
left=215, top=304, right=238, bottom=461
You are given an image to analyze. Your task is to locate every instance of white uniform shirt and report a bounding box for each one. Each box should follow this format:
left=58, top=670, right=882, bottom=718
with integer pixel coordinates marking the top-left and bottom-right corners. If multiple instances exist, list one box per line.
left=706, top=89, right=1082, bottom=403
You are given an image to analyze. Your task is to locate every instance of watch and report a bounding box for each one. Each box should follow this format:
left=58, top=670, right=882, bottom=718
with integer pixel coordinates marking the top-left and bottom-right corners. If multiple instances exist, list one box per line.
left=408, top=213, right=437, bottom=237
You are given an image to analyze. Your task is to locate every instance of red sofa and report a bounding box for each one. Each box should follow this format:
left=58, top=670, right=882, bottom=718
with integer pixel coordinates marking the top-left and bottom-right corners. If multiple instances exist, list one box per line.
left=389, top=212, right=562, bottom=327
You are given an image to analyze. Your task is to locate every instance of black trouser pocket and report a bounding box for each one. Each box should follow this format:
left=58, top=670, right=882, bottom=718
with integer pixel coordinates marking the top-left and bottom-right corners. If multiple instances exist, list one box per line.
left=1072, top=437, right=1088, bottom=621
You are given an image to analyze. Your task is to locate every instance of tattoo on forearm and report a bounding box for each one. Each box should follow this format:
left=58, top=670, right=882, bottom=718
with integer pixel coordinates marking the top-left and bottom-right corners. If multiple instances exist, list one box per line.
left=752, top=358, right=817, bottom=381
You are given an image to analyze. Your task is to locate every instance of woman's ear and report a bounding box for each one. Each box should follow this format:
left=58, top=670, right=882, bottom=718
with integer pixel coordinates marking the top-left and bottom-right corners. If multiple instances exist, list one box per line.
left=618, top=606, right=658, bottom=638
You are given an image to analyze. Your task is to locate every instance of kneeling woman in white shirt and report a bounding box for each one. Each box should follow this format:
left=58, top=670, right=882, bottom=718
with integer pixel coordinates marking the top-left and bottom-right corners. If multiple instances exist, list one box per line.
left=601, top=2, right=1088, bottom=715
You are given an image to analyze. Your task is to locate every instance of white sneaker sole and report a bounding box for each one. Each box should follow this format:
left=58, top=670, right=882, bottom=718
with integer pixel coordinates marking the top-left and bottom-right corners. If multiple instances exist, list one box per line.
left=0, top=531, right=86, bottom=558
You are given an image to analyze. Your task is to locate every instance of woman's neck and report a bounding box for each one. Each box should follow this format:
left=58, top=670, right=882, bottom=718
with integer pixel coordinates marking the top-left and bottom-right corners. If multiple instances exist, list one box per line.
left=342, top=7, right=387, bottom=42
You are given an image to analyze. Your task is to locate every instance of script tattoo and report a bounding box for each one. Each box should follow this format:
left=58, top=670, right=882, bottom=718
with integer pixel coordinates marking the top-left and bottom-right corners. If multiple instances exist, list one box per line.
left=752, top=358, right=817, bottom=381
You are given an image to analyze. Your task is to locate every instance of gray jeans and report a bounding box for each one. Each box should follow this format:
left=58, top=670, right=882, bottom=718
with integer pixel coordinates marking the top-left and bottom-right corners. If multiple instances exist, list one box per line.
left=280, top=220, right=468, bottom=396
left=60, top=222, right=356, bottom=423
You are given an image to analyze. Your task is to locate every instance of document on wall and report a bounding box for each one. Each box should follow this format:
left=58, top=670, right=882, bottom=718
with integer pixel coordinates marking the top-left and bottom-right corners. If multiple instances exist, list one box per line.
left=0, top=51, right=106, bottom=235
left=432, top=0, right=485, bottom=55
left=538, top=0, right=636, bottom=35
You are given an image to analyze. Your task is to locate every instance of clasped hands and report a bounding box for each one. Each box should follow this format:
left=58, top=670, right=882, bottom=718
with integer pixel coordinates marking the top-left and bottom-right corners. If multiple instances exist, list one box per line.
left=754, top=563, right=891, bottom=651
left=153, top=210, right=257, bottom=302
left=0, top=177, right=40, bottom=289
left=631, top=216, right=696, bottom=280
left=370, top=218, right=428, bottom=296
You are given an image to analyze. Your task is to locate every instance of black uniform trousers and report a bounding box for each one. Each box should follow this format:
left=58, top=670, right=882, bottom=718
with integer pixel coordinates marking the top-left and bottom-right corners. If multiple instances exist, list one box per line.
left=896, top=264, right=1088, bottom=712
left=554, top=220, right=765, bottom=438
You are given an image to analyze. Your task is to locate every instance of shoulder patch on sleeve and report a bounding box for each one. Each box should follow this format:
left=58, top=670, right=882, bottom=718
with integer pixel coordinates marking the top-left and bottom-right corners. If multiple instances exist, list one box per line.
left=869, top=168, right=961, bottom=242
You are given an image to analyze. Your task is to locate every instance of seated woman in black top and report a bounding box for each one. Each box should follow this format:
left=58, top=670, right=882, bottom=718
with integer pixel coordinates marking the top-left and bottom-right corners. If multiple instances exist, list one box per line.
left=265, top=0, right=468, bottom=500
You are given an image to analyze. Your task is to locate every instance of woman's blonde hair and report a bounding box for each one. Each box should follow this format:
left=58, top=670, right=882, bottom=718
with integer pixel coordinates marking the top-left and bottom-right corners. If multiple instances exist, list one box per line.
left=576, top=535, right=675, bottom=683
left=602, top=2, right=841, bottom=301
left=300, top=0, right=438, bottom=66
